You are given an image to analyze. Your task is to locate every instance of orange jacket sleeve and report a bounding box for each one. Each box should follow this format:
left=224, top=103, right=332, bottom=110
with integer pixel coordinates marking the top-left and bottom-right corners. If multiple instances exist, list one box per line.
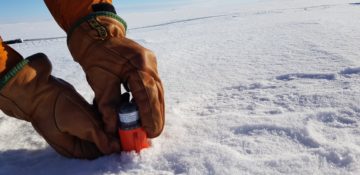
left=44, top=0, right=112, bottom=32
left=0, top=39, right=7, bottom=74
left=0, top=37, right=23, bottom=77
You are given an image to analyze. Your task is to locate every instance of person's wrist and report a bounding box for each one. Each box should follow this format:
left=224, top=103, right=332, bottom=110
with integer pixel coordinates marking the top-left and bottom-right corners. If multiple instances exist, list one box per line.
left=0, top=59, right=29, bottom=91
left=67, top=7, right=127, bottom=43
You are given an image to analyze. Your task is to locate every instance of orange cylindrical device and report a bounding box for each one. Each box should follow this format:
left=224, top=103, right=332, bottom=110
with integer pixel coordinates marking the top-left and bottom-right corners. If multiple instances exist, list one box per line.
left=118, top=100, right=149, bottom=153
left=118, top=128, right=149, bottom=153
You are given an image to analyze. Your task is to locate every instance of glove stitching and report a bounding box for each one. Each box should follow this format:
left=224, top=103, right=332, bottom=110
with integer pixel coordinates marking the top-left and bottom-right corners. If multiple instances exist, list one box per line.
left=81, top=39, right=127, bottom=78
left=153, top=81, right=165, bottom=137
left=135, top=71, right=153, bottom=131
left=0, top=94, right=29, bottom=120
left=52, top=91, right=65, bottom=133
left=31, top=122, right=74, bottom=158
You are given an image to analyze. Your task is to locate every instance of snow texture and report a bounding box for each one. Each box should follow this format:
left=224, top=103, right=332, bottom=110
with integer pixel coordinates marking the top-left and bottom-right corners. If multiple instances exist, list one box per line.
left=1, top=0, right=360, bottom=174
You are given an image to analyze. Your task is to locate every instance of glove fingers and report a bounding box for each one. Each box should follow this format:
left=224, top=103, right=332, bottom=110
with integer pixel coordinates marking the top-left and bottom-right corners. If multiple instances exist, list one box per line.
left=85, top=67, right=121, bottom=135
left=128, top=71, right=165, bottom=138
left=54, top=89, right=120, bottom=154
left=106, top=38, right=165, bottom=138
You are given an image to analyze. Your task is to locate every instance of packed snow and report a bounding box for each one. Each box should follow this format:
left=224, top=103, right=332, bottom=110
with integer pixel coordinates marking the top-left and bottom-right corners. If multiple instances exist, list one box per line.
left=1, top=0, right=360, bottom=174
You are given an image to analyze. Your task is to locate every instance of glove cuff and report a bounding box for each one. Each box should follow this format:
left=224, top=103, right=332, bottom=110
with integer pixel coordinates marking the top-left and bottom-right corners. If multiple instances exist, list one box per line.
left=0, top=59, right=29, bottom=91
left=67, top=11, right=127, bottom=43
left=92, top=3, right=117, bottom=14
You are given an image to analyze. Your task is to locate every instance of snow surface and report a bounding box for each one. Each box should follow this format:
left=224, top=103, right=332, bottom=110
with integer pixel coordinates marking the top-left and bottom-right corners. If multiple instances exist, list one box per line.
left=1, top=0, right=360, bottom=174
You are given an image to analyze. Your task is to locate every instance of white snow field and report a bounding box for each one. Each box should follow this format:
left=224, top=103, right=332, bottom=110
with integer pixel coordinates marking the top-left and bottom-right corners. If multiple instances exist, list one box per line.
left=1, top=0, right=360, bottom=174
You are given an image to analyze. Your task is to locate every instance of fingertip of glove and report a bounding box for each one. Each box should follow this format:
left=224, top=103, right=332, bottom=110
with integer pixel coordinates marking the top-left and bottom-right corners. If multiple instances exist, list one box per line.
left=26, top=53, right=53, bottom=74
left=26, top=53, right=49, bottom=63
left=145, top=126, right=164, bottom=138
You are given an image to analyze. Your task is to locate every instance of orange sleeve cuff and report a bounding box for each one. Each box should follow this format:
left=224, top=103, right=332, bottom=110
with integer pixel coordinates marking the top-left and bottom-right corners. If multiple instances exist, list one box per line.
left=44, top=0, right=113, bottom=32
left=0, top=41, right=8, bottom=73
left=0, top=37, right=24, bottom=77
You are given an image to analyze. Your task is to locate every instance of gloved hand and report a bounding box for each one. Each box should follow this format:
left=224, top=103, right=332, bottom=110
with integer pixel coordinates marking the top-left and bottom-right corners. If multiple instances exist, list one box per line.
left=66, top=6, right=165, bottom=138
left=0, top=42, right=120, bottom=159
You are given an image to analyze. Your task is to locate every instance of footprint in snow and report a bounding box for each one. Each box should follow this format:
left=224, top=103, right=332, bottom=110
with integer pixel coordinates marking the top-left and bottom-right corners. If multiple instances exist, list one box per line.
left=315, top=111, right=358, bottom=128
left=276, top=73, right=336, bottom=81
left=314, top=149, right=353, bottom=168
left=225, top=83, right=277, bottom=91
left=232, top=124, right=320, bottom=148
left=339, top=67, right=360, bottom=77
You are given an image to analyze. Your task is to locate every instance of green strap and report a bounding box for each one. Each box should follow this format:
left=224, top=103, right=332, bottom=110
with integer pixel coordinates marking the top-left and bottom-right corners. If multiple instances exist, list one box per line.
left=0, top=59, right=29, bottom=91
left=67, top=11, right=127, bottom=42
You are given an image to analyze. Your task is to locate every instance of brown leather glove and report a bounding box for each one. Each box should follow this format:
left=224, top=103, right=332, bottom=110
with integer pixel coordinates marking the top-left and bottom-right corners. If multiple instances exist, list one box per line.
left=67, top=10, right=165, bottom=138
left=0, top=44, right=120, bottom=159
